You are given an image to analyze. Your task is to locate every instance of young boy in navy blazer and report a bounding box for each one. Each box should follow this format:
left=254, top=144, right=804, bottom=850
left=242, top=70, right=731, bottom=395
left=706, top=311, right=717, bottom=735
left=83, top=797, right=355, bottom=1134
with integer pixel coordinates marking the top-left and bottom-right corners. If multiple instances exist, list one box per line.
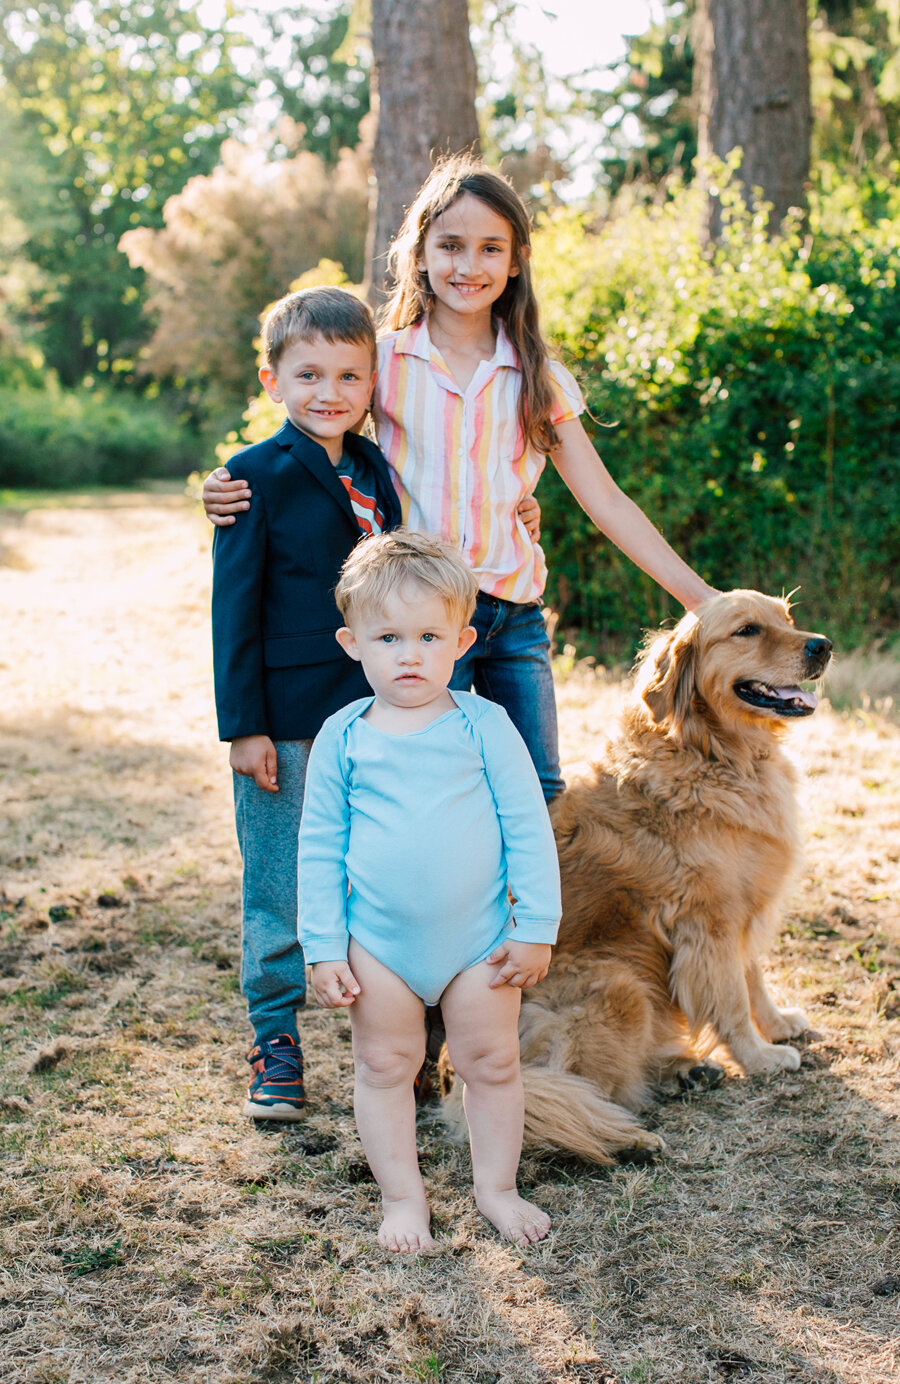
left=212, top=287, right=401, bottom=1119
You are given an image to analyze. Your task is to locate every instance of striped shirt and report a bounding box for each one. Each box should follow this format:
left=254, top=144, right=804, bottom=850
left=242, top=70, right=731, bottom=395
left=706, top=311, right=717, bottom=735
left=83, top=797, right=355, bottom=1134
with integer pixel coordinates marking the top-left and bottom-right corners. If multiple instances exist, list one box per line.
left=373, top=319, right=585, bottom=603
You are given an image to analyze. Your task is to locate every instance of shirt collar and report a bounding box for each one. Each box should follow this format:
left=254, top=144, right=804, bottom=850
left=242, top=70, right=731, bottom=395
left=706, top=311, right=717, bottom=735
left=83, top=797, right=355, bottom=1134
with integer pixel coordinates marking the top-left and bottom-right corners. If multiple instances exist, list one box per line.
left=394, top=317, right=521, bottom=372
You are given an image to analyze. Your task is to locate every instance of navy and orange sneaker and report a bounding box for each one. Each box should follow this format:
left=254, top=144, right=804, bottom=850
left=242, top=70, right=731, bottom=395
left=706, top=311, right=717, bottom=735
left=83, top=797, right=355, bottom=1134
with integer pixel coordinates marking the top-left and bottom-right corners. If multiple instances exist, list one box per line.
left=244, top=1034, right=306, bottom=1121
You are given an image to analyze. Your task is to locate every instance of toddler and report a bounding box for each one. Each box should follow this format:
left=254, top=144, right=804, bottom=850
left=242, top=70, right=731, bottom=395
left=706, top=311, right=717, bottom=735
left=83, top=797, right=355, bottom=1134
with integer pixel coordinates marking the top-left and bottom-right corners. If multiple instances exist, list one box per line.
left=298, top=529, right=561, bottom=1251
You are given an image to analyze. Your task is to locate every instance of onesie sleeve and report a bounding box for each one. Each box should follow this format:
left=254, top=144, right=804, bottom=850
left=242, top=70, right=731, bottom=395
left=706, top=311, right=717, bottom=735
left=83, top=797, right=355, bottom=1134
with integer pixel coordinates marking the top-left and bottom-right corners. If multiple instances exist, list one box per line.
left=475, top=704, right=562, bottom=944
left=297, top=716, right=352, bottom=964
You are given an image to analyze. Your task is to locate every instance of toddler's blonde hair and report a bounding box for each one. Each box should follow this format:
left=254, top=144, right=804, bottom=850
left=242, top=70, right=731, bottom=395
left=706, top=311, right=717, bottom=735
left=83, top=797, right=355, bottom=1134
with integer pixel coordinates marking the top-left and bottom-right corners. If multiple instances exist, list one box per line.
left=335, top=529, right=478, bottom=629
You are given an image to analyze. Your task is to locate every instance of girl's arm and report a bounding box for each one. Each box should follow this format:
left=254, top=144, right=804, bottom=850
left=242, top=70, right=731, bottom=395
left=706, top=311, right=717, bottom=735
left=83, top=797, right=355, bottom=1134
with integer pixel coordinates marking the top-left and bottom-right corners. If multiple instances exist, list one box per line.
left=203, top=466, right=251, bottom=527
left=201, top=465, right=543, bottom=541
left=551, top=418, right=717, bottom=611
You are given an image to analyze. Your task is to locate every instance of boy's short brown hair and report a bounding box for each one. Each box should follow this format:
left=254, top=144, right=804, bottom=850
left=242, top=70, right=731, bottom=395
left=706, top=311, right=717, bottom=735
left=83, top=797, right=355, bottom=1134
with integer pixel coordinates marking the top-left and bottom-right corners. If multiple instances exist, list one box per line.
left=335, top=529, right=478, bottom=629
left=261, top=286, right=376, bottom=370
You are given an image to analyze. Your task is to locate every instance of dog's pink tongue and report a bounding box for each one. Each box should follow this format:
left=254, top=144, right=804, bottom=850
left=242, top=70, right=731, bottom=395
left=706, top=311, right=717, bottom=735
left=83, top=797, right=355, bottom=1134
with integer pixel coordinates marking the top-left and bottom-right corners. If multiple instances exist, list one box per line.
left=774, top=685, right=818, bottom=709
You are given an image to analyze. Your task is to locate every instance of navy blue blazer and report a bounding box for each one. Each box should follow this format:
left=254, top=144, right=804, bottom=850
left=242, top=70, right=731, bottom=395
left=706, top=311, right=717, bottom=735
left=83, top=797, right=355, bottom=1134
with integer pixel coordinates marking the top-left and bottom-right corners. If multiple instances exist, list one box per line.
left=212, top=418, right=402, bottom=742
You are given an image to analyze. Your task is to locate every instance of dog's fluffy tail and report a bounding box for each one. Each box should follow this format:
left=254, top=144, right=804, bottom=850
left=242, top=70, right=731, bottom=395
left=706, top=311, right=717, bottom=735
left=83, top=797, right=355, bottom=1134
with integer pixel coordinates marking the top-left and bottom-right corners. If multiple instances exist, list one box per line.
left=442, top=1063, right=665, bottom=1166
left=521, top=1066, right=665, bottom=1166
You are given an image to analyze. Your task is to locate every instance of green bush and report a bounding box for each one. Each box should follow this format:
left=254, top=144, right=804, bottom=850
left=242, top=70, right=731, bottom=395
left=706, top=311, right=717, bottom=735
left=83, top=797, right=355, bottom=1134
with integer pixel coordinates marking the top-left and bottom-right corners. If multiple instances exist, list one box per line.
left=0, top=382, right=194, bottom=488
left=532, top=168, right=900, bottom=655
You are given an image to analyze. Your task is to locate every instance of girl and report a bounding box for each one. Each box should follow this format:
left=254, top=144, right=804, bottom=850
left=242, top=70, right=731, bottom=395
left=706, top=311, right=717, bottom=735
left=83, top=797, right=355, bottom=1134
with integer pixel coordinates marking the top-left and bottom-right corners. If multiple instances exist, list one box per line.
left=204, top=154, right=716, bottom=799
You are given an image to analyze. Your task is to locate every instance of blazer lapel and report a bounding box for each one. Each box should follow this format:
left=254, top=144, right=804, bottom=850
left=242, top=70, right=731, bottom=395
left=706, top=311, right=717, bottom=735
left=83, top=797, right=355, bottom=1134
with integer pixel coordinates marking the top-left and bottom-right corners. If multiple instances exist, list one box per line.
left=347, top=433, right=403, bottom=529
left=275, top=420, right=358, bottom=528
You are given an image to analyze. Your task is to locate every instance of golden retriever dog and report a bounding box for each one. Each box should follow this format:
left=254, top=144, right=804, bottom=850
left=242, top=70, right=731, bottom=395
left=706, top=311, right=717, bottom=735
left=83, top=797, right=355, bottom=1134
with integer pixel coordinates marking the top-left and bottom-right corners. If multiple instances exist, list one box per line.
left=443, top=591, right=832, bottom=1164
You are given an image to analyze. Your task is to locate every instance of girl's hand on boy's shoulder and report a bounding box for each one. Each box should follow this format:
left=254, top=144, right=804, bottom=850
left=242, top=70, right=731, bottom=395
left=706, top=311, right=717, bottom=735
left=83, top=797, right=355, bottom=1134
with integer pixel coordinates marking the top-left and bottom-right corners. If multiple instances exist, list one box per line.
left=310, top=960, right=360, bottom=1009
left=203, top=466, right=252, bottom=526
left=486, top=939, right=552, bottom=990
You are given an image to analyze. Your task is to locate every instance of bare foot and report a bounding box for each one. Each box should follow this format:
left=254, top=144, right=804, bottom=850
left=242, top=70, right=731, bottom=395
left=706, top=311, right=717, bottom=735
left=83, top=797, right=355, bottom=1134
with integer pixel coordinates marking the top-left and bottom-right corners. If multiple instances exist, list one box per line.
left=475, top=1188, right=551, bottom=1245
left=378, top=1195, right=435, bottom=1253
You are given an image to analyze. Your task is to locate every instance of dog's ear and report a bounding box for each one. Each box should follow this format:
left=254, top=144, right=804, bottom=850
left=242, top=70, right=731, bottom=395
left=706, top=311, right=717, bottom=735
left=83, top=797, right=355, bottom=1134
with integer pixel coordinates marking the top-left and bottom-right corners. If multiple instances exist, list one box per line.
left=638, top=617, right=699, bottom=736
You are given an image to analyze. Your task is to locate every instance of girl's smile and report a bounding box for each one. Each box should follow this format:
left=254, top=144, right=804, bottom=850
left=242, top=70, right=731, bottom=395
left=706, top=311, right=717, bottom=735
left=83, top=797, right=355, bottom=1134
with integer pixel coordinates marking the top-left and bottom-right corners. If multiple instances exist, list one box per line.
left=420, top=193, right=520, bottom=322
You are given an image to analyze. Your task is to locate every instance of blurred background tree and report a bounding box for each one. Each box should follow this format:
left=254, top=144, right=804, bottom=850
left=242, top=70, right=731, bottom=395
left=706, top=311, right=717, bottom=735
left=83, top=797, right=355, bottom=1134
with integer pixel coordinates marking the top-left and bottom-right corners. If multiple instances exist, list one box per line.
left=694, top=0, right=810, bottom=238
left=120, top=138, right=368, bottom=423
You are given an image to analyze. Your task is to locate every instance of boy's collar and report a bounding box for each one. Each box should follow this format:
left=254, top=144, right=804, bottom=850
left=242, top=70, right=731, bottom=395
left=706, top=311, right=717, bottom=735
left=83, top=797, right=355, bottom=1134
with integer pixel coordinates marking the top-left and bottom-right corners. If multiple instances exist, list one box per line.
left=274, top=415, right=372, bottom=461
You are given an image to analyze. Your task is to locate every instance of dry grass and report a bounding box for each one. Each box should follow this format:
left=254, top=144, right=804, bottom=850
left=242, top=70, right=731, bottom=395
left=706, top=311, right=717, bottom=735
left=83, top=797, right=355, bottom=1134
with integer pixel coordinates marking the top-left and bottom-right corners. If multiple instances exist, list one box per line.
left=1, top=496, right=898, bottom=1384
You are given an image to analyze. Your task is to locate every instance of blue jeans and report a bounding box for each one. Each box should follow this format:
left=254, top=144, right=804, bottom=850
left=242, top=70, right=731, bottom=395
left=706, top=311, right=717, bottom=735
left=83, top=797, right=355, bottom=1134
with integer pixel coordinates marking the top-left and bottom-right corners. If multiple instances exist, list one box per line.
left=233, top=739, right=311, bottom=1045
left=449, top=593, right=564, bottom=802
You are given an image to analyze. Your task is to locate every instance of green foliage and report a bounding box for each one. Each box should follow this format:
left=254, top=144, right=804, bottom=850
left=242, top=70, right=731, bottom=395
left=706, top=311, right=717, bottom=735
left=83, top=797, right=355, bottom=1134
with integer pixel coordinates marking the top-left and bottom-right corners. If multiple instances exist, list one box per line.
left=266, top=3, right=370, bottom=163
left=0, top=381, right=193, bottom=488
left=61, top=1240, right=124, bottom=1276
left=586, top=0, right=696, bottom=196
left=812, top=0, right=900, bottom=171
left=532, top=169, right=900, bottom=654
left=0, top=0, right=253, bottom=385
left=589, top=2, right=900, bottom=196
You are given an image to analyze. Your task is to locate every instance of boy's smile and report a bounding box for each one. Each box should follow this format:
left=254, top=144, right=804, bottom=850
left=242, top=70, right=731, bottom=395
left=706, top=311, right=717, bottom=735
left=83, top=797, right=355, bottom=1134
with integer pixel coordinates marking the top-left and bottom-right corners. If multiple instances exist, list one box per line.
left=259, top=334, right=376, bottom=463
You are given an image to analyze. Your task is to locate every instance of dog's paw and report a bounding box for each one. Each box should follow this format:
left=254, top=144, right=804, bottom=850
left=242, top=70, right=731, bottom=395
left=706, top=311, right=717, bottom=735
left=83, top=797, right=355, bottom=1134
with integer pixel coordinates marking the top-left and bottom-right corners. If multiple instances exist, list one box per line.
left=742, top=1042, right=801, bottom=1074
left=616, top=1129, right=666, bottom=1164
left=757, top=1007, right=809, bottom=1042
left=677, top=1060, right=725, bottom=1093
left=777, top=1007, right=810, bottom=1037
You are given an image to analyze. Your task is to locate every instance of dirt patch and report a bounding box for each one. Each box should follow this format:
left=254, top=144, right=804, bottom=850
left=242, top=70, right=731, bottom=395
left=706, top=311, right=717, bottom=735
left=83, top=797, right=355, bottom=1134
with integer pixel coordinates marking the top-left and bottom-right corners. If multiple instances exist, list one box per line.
left=1, top=498, right=898, bottom=1384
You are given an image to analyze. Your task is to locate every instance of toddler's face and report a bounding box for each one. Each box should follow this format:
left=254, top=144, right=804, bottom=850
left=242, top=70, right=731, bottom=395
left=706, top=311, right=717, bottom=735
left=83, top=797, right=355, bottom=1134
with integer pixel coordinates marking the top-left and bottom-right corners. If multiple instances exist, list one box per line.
left=338, top=583, right=475, bottom=712
left=258, top=334, right=376, bottom=464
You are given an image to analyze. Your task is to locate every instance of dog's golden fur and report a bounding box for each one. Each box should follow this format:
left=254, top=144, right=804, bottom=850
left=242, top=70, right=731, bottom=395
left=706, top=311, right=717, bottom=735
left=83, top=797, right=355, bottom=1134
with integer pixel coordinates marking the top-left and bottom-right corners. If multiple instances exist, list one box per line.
left=444, top=591, right=832, bottom=1164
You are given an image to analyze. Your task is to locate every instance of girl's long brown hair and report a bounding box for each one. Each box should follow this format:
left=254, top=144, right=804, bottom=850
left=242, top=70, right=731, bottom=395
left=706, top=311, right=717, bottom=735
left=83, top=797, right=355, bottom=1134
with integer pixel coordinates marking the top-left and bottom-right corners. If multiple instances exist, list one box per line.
left=379, top=154, right=561, bottom=455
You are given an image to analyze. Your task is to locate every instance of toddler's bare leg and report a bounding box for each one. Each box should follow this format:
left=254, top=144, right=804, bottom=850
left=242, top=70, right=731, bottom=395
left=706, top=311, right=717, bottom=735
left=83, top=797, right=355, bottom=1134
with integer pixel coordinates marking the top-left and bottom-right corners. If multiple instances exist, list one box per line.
left=347, top=940, right=433, bottom=1252
left=442, top=960, right=550, bottom=1246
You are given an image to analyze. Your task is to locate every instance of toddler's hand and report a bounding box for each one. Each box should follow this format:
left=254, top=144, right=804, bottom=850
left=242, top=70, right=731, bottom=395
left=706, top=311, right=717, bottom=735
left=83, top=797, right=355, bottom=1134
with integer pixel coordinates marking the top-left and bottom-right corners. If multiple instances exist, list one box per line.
left=230, top=735, right=279, bottom=792
left=487, top=939, right=552, bottom=990
left=203, top=466, right=252, bottom=526
left=310, top=961, right=360, bottom=1008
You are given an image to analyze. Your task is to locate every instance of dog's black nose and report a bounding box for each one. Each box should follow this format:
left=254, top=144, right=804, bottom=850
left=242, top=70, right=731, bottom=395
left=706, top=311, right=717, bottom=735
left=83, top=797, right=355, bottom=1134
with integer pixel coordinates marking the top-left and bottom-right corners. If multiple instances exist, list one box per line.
left=805, top=636, right=833, bottom=669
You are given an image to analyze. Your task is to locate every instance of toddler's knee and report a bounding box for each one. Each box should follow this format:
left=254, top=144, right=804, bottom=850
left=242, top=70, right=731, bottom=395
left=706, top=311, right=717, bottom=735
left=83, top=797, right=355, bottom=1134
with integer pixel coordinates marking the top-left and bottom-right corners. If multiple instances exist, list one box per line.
left=451, top=1042, right=520, bottom=1089
left=354, top=1041, right=423, bottom=1091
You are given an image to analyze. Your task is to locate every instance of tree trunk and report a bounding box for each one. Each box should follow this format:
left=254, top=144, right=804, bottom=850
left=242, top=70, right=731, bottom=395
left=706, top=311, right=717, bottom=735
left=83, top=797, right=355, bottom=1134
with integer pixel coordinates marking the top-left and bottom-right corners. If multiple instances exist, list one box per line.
left=695, top=0, right=811, bottom=239
left=367, top=0, right=479, bottom=300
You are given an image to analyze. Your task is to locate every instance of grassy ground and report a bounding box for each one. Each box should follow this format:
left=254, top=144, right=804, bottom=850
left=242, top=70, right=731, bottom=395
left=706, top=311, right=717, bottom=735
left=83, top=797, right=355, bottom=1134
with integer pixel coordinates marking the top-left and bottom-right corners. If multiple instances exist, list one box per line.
left=1, top=496, right=898, bottom=1384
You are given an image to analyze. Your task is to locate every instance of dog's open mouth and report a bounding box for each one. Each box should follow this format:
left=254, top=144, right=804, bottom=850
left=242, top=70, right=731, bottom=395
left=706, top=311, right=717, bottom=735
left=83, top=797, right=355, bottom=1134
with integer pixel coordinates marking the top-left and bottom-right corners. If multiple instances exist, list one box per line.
left=735, top=680, right=819, bottom=717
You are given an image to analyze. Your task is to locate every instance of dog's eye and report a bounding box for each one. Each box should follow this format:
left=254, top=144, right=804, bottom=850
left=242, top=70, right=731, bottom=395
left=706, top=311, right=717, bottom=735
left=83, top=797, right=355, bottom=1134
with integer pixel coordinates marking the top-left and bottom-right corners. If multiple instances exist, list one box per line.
left=732, top=624, right=761, bottom=637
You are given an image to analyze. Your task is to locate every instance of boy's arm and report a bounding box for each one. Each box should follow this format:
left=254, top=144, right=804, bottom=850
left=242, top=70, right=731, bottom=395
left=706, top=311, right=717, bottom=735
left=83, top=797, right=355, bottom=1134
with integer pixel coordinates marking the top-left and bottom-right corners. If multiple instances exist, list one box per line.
left=297, top=720, right=356, bottom=980
left=211, top=476, right=270, bottom=740
left=476, top=705, right=562, bottom=954
left=551, top=418, right=718, bottom=611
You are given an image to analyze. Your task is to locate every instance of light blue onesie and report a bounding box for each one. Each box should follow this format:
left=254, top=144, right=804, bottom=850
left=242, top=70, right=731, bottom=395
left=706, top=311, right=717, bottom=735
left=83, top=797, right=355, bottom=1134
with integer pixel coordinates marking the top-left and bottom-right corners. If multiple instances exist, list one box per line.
left=297, top=691, right=561, bottom=1004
